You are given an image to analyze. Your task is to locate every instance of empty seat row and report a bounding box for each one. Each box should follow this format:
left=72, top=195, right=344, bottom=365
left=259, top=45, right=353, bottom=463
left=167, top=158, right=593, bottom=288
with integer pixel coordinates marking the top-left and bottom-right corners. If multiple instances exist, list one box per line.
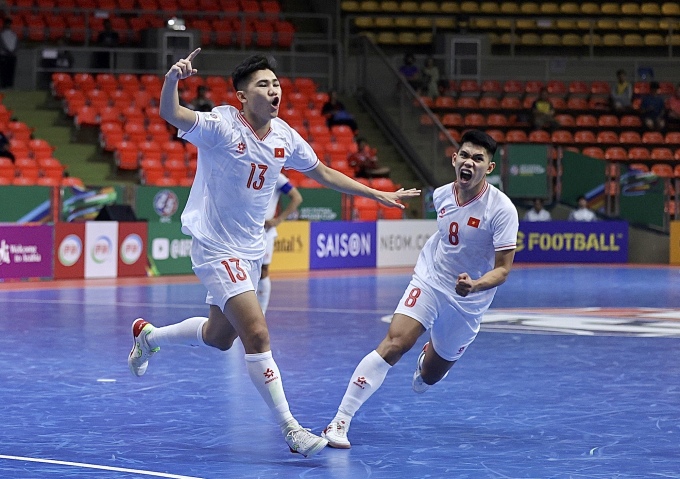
left=342, top=1, right=680, bottom=17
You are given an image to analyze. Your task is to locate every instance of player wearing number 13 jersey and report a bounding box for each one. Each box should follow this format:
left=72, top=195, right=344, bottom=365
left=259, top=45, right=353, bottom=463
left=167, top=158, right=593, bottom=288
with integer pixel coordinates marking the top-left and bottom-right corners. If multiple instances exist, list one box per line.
left=126, top=52, right=420, bottom=458
left=322, top=130, right=519, bottom=449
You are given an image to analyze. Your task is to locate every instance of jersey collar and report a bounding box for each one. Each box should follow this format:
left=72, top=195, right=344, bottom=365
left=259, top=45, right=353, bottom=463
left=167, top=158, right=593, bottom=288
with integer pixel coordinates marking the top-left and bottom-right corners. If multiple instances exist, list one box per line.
left=238, top=111, right=272, bottom=141
left=453, top=181, right=488, bottom=207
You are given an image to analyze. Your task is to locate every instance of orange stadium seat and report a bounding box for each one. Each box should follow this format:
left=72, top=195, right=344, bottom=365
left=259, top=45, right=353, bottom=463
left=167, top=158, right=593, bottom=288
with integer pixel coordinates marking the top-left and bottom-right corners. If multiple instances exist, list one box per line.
left=628, top=147, right=650, bottom=161
left=574, top=131, right=596, bottom=144
left=620, top=131, right=642, bottom=144
left=604, top=147, right=628, bottom=161
left=528, top=130, right=551, bottom=143
left=582, top=146, right=605, bottom=159
left=642, top=132, right=664, bottom=144
left=506, top=130, right=528, bottom=142
left=651, top=148, right=674, bottom=161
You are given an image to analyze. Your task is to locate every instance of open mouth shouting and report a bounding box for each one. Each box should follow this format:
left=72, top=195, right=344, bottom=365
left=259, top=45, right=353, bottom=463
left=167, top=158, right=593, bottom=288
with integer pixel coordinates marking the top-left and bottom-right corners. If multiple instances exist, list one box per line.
left=458, top=168, right=473, bottom=182
left=271, top=96, right=280, bottom=109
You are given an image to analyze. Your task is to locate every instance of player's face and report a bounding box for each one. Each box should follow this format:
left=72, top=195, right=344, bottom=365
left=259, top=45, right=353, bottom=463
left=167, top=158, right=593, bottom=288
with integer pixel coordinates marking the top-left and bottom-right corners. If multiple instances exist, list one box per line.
left=238, top=69, right=282, bottom=123
left=452, top=142, right=495, bottom=189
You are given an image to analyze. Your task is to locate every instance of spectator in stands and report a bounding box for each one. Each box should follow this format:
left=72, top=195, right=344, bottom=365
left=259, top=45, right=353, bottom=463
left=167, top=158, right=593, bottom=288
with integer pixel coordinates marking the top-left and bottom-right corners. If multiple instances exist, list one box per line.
left=191, top=85, right=215, bottom=112
left=421, top=57, right=440, bottom=98
left=640, top=81, right=666, bottom=131
left=55, top=39, right=74, bottom=70
left=610, top=69, right=633, bottom=112
left=665, top=83, right=680, bottom=127
left=531, top=88, right=559, bottom=131
left=321, top=90, right=358, bottom=132
left=348, top=138, right=390, bottom=179
left=0, top=130, right=14, bottom=162
left=568, top=195, right=597, bottom=222
left=398, top=53, right=421, bottom=92
left=523, top=198, right=551, bottom=221
left=93, top=19, right=120, bottom=69
left=0, top=17, right=18, bottom=89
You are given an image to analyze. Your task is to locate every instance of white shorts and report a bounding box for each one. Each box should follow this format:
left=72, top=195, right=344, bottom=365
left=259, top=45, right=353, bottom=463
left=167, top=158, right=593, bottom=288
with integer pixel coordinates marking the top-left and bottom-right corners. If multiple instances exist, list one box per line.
left=394, top=273, right=481, bottom=362
left=191, top=239, right=263, bottom=310
left=262, top=226, right=278, bottom=266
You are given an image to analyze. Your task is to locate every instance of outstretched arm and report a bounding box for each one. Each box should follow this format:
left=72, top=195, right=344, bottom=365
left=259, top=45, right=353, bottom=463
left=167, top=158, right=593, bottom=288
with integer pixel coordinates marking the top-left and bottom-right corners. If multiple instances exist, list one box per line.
left=159, top=48, right=201, bottom=132
left=304, top=162, right=420, bottom=208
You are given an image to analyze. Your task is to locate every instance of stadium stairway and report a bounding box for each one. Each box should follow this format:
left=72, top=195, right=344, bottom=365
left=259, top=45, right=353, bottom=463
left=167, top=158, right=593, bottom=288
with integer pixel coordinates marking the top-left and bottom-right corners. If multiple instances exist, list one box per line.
left=1, top=90, right=133, bottom=186
left=341, top=94, right=425, bottom=218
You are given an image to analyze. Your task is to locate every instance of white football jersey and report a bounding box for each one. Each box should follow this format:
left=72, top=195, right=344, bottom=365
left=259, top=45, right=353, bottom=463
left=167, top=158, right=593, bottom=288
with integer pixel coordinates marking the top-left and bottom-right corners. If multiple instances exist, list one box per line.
left=179, top=106, right=318, bottom=259
left=265, top=173, right=294, bottom=221
left=414, top=181, right=518, bottom=315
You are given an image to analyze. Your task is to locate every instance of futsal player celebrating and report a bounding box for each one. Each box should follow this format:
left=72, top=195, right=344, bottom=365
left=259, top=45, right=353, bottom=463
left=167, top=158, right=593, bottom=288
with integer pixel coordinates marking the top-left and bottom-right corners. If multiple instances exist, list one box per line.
left=127, top=50, right=420, bottom=458
left=322, top=129, right=519, bottom=448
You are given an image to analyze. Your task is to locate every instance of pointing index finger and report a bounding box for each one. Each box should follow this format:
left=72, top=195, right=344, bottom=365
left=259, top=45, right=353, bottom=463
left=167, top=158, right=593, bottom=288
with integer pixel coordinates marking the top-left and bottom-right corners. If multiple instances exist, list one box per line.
left=186, top=48, right=201, bottom=61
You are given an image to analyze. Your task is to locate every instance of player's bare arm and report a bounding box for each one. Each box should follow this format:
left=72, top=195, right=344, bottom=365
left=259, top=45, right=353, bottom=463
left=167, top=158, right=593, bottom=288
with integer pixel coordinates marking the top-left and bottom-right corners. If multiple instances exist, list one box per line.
left=159, top=48, right=201, bottom=132
left=265, top=187, right=302, bottom=230
left=304, top=162, right=420, bottom=209
left=455, top=248, right=516, bottom=297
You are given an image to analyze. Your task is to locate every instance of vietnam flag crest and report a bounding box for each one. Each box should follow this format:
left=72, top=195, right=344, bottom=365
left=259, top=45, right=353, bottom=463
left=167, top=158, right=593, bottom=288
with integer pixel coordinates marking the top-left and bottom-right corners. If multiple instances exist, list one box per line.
left=274, top=148, right=285, bottom=158
left=467, top=217, right=480, bottom=228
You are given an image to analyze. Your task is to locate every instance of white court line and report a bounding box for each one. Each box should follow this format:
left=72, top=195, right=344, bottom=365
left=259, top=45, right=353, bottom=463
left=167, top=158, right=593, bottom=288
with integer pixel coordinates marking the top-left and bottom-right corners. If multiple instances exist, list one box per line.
left=0, top=454, right=204, bottom=479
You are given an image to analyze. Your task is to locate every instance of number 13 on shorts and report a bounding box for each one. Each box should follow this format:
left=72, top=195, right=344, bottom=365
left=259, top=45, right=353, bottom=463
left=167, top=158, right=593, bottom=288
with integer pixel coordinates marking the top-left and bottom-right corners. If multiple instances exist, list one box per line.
left=221, top=258, right=247, bottom=283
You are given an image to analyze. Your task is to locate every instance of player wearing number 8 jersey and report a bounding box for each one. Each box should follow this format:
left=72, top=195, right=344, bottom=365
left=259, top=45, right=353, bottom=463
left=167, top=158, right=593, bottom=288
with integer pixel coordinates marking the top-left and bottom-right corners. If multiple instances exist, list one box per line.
left=322, top=130, right=519, bottom=449
left=126, top=51, right=419, bottom=458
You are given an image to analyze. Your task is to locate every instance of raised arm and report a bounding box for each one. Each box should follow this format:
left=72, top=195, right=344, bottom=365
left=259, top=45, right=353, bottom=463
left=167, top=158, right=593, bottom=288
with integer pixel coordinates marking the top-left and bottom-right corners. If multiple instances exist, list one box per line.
left=159, top=48, right=201, bottom=132
left=304, top=162, right=420, bottom=209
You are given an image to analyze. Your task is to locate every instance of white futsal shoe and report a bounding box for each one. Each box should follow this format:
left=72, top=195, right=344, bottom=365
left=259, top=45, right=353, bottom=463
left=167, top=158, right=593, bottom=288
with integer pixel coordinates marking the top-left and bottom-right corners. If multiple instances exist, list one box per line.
left=412, top=342, right=448, bottom=393
left=128, top=318, right=160, bottom=377
left=322, top=420, right=351, bottom=449
left=285, top=427, right=328, bottom=458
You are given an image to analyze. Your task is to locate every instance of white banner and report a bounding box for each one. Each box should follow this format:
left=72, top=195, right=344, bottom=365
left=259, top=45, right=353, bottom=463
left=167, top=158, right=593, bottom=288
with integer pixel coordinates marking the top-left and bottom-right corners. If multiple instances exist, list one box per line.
left=376, top=220, right=438, bottom=268
left=85, top=222, right=118, bottom=279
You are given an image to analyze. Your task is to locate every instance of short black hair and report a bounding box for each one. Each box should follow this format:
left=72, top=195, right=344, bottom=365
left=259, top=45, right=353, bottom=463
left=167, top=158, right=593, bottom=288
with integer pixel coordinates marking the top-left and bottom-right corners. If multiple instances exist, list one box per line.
left=460, top=129, right=497, bottom=156
left=232, top=55, right=277, bottom=91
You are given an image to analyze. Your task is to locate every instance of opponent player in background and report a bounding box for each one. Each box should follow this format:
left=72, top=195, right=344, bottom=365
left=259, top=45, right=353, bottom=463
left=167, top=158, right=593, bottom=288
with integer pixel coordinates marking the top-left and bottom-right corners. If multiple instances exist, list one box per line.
left=322, top=129, right=519, bottom=448
left=257, top=173, right=303, bottom=314
left=127, top=49, right=420, bottom=458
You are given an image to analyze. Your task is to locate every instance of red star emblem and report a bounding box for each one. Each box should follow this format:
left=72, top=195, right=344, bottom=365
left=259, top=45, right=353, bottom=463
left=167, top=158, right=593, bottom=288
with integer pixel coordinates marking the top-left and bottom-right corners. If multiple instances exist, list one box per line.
left=263, top=368, right=275, bottom=379
left=237, top=142, right=246, bottom=153
left=356, top=376, right=367, bottom=385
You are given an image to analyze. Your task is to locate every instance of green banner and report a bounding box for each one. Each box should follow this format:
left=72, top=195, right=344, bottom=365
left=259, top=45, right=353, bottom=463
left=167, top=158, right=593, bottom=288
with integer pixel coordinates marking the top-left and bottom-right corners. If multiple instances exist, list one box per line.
left=135, top=186, right=191, bottom=223
left=504, top=144, right=549, bottom=199
left=0, top=186, right=52, bottom=223
left=618, top=167, right=665, bottom=229
left=561, top=151, right=606, bottom=207
left=61, top=185, right=125, bottom=222
left=147, top=222, right=193, bottom=275
left=280, top=187, right=342, bottom=221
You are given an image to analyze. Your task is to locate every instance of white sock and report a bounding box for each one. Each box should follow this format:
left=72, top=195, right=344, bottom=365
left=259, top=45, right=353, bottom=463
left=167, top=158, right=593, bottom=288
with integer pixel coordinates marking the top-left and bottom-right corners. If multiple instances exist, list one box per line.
left=257, top=276, right=271, bottom=314
left=146, top=317, right=208, bottom=349
left=333, top=350, right=392, bottom=424
left=245, top=351, right=298, bottom=435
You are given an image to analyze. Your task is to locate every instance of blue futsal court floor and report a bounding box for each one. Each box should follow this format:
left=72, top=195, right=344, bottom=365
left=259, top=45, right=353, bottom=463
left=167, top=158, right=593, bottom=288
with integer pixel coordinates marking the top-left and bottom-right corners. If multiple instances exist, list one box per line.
left=1, top=264, right=679, bottom=478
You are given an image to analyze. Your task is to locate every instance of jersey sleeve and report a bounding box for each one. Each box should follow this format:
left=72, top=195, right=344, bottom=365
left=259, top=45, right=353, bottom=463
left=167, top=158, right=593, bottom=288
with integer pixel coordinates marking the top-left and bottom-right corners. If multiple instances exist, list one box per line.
left=178, top=109, right=230, bottom=150
left=492, top=197, right=519, bottom=251
left=283, top=128, right=320, bottom=172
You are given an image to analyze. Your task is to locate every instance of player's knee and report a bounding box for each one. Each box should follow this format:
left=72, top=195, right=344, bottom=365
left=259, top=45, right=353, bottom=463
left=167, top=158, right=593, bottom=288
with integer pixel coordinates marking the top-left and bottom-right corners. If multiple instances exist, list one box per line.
left=242, top=327, right=270, bottom=352
left=261, top=265, right=270, bottom=279
left=379, top=336, right=413, bottom=364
